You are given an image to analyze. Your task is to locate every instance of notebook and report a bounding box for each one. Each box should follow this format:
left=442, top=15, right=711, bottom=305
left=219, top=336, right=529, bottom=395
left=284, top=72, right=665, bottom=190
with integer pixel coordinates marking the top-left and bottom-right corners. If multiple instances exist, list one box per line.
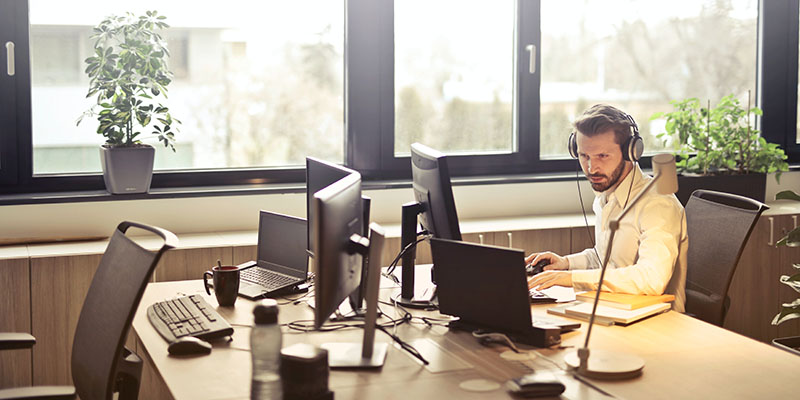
left=429, top=238, right=580, bottom=347
left=237, top=211, right=309, bottom=299
left=548, top=301, right=670, bottom=326
left=575, top=291, right=675, bottom=310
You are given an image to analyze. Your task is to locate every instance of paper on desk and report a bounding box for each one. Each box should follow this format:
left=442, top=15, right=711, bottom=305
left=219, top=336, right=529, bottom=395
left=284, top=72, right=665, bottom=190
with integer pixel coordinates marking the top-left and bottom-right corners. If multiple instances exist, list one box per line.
left=539, top=286, right=576, bottom=303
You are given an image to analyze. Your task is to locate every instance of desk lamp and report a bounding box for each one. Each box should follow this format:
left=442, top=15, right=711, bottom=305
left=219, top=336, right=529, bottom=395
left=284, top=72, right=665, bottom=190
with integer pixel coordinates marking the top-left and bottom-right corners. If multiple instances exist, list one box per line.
left=564, top=153, right=678, bottom=379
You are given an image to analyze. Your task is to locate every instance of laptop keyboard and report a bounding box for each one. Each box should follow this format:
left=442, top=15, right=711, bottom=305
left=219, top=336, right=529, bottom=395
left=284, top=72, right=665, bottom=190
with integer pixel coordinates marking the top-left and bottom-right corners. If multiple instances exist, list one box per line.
left=241, top=267, right=298, bottom=290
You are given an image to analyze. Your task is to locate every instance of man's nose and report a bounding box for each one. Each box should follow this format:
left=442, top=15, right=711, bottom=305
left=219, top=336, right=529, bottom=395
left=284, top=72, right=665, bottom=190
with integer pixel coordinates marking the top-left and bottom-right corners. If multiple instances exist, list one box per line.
left=586, top=159, right=600, bottom=174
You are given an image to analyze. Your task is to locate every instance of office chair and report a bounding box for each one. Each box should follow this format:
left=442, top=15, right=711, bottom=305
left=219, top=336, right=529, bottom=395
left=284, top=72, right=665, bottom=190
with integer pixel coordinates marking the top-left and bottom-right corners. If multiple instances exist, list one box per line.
left=0, top=221, right=178, bottom=400
left=684, top=189, right=767, bottom=327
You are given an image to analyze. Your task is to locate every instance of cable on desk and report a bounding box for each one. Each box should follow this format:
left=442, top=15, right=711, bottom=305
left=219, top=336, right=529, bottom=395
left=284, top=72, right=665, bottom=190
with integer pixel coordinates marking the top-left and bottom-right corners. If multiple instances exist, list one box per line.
left=376, top=325, right=429, bottom=366
left=382, top=231, right=433, bottom=282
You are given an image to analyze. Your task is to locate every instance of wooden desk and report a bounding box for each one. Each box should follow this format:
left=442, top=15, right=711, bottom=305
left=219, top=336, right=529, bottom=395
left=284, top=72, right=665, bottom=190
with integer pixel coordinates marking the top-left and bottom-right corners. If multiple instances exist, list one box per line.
left=132, top=280, right=800, bottom=400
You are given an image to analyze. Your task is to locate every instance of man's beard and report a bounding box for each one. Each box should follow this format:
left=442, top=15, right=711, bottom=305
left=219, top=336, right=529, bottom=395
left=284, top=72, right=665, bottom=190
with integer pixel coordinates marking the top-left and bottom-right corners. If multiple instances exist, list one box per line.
left=588, top=159, right=626, bottom=192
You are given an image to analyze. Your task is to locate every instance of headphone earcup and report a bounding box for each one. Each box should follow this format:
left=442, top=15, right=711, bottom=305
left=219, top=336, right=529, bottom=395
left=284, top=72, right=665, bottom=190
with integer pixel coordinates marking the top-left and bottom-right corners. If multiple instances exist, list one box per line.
left=622, top=134, right=644, bottom=162
left=568, top=132, right=578, bottom=159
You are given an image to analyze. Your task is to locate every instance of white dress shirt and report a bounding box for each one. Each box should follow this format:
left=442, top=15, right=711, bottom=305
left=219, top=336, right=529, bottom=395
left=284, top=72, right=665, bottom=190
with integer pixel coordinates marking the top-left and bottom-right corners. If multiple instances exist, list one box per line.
left=565, top=164, right=688, bottom=312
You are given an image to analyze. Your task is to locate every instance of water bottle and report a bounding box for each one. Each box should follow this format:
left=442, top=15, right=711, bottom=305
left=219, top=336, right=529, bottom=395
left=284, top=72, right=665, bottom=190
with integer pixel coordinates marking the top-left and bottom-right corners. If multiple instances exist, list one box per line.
left=251, top=299, right=282, bottom=400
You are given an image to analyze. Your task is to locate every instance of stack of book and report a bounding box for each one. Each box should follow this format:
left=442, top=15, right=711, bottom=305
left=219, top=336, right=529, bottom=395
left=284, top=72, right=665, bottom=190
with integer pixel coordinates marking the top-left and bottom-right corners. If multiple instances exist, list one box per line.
left=547, top=291, right=675, bottom=325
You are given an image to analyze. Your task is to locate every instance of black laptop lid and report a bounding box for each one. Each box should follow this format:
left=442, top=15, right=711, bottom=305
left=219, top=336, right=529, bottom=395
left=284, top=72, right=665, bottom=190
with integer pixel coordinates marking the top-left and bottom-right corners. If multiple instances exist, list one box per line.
left=258, top=211, right=308, bottom=278
left=430, top=238, right=533, bottom=334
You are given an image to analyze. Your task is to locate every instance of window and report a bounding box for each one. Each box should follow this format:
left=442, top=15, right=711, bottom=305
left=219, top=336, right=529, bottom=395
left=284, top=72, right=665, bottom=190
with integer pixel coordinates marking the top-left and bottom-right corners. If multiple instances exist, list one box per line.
left=540, top=0, right=758, bottom=158
left=0, top=0, right=797, bottom=195
left=393, top=1, right=515, bottom=156
left=27, top=0, right=344, bottom=176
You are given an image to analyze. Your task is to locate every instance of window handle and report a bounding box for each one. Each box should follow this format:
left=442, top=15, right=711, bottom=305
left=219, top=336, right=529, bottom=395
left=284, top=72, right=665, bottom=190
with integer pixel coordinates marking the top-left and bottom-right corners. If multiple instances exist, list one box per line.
left=525, top=44, right=536, bottom=74
left=768, top=217, right=774, bottom=246
left=5, top=41, right=14, bottom=76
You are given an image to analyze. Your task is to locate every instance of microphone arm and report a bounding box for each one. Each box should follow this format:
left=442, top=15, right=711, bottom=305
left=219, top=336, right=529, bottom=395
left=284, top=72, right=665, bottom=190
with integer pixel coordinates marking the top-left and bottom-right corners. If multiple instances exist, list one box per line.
left=578, top=172, right=664, bottom=373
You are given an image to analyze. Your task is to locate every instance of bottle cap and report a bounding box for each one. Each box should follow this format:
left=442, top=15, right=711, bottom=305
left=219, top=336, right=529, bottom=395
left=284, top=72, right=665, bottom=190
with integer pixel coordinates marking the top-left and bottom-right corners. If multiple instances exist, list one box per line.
left=253, top=298, right=279, bottom=324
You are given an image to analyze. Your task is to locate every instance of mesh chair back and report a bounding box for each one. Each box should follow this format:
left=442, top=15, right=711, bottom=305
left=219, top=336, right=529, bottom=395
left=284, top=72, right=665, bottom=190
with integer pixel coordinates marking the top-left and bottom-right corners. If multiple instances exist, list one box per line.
left=685, top=190, right=767, bottom=326
left=70, top=222, right=177, bottom=400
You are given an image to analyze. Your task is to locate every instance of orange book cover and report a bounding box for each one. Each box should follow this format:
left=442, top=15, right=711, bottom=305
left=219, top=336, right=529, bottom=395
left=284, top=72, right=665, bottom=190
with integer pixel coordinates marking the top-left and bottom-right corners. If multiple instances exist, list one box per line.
left=575, top=291, right=675, bottom=310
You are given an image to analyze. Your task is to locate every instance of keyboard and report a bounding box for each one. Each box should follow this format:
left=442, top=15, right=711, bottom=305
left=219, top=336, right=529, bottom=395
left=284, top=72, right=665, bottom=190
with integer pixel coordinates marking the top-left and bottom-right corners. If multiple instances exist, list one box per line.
left=241, top=267, right=299, bottom=290
left=147, top=295, right=234, bottom=343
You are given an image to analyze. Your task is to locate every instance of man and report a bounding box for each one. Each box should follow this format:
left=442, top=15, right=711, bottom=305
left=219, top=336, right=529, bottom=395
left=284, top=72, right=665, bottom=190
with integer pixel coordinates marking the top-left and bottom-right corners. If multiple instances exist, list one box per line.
left=527, top=104, right=687, bottom=312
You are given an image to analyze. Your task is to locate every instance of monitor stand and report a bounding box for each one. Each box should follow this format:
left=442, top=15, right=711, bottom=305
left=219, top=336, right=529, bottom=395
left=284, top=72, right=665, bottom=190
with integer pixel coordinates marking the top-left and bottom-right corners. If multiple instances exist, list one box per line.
left=322, top=224, right=389, bottom=369
left=563, top=348, right=644, bottom=380
left=391, top=202, right=437, bottom=309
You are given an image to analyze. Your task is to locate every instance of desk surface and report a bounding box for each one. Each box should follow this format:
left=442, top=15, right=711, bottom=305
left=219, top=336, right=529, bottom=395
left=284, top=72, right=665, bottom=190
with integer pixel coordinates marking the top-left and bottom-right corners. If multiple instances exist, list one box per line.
left=132, top=279, right=800, bottom=400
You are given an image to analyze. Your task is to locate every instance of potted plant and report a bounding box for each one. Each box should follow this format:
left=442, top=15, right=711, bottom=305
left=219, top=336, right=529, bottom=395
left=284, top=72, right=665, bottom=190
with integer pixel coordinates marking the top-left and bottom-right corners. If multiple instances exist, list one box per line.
left=651, top=94, right=788, bottom=204
left=77, top=10, right=179, bottom=194
left=772, top=190, right=800, bottom=356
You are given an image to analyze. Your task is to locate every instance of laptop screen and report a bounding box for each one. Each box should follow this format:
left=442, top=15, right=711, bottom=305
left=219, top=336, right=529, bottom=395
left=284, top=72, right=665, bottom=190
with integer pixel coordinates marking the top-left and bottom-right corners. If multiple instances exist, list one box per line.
left=430, top=238, right=534, bottom=334
left=257, top=211, right=308, bottom=277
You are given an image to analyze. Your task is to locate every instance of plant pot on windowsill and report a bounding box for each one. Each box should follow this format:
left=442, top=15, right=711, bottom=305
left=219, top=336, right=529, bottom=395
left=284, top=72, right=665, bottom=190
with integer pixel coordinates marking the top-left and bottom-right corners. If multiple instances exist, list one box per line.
left=772, top=336, right=800, bottom=357
left=675, top=172, right=766, bottom=206
left=100, top=144, right=155, bottom=194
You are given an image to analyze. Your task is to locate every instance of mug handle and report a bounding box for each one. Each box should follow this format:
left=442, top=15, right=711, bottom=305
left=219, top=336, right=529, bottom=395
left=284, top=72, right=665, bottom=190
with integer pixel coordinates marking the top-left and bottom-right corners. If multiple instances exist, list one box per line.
left=203, top=270, right=213, bottom=295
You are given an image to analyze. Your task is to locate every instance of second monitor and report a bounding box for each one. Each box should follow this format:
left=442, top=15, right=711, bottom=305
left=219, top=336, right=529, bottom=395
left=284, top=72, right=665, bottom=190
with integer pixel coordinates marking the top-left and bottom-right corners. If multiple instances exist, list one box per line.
left=394, top=142, right=462, bottom=308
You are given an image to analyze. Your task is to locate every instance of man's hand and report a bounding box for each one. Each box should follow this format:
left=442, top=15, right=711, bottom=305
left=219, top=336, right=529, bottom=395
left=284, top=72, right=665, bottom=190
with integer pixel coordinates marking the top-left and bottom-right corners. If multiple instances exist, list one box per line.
left=528, top=271, right=572, bottom=290
left=525, top=251, right=569, bottom=271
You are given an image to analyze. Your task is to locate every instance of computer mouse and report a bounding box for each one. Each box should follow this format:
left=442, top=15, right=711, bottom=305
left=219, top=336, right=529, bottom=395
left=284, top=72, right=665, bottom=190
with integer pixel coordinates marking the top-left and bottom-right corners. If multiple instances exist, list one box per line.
left=526, top=259, right=551, bottom=276
left=168, top=336, right=212, bottom=356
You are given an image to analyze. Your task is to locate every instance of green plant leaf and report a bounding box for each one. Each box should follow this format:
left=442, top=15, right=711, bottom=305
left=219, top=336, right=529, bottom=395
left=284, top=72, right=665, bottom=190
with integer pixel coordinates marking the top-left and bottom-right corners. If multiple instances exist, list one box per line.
left=779, top=273, right=800, bottom=293
left=776, top=190, right=800, bottom=202
left=772, top=298, right=800, bottom=325
left=776, top=227, right=800, bottom=247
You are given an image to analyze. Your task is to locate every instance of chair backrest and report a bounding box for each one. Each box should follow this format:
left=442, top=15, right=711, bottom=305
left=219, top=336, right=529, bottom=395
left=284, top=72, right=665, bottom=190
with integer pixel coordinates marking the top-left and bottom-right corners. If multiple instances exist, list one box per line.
left=685, top=189, right=767, bottom=326
left=71, top=221, right=177, bottom=400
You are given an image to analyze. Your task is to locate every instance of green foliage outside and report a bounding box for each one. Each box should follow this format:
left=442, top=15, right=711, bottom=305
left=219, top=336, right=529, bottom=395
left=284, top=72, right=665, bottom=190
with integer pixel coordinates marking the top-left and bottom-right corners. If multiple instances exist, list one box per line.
left=772, top=190, right=800, bottom=326
left=78, top=10, right=179, bottom=150
left=651, top=95, right=787, bottom=179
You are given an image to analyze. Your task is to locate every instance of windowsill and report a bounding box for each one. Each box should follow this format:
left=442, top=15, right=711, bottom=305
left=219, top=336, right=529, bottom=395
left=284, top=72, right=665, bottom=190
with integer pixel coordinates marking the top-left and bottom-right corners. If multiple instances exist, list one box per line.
left=0, top=170, right=581, bottom=206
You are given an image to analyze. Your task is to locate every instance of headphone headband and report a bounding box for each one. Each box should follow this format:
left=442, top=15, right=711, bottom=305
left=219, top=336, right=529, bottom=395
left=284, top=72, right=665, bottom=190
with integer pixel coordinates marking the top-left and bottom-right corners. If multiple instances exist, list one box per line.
left=568, top=112, right=643, bottom=162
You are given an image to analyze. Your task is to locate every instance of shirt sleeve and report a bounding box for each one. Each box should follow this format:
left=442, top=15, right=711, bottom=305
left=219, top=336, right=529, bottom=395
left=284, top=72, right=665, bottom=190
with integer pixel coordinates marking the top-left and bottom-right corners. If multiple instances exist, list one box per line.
left=566, top=247, right=600, bottom=271
left=571, top=195, right=685, bottom=294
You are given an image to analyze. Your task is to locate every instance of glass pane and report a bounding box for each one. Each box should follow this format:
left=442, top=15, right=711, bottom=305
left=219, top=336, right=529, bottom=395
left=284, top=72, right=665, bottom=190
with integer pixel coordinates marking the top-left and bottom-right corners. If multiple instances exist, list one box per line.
left=541, top=0, right=758, bottom=158
left=30, top=1, right=344, bottom=175
left=394, top=0, right=514, bottom=156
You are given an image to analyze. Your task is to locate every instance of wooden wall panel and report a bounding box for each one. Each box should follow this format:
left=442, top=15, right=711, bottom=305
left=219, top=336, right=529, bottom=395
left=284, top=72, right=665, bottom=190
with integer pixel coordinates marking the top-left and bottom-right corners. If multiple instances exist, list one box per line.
left=492, top=228, right=571, bottom=257
left=154, top=247, right=232, bottom=282
left=570, top=225, right=596, bottom=254
left=725, top=216, right=784, bottom=342
left=232, top=245, right=257, bottom=265
left=0, top=256, right=32, bottom=388
left=30, top=254, right=101, bottom=385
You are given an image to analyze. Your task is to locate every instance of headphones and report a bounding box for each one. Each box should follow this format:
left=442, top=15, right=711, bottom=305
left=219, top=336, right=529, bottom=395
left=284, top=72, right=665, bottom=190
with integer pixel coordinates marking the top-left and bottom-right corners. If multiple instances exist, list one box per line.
left=568, top=113, right=644, bottom=162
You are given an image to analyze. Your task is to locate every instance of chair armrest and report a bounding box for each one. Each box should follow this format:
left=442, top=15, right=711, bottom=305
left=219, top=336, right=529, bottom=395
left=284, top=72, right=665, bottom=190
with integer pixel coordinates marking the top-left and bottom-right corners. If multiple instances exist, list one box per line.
left=0, top=333, right=35, bottom=350
left=0, top=386, right=76, bottom=400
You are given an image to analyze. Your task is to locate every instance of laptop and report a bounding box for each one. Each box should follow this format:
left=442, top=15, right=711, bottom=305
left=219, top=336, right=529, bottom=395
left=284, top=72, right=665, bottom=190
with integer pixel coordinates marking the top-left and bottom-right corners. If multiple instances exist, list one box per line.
left=238, top=211, right=309, bottom=299
left=429, top=238, right=580, bottom=347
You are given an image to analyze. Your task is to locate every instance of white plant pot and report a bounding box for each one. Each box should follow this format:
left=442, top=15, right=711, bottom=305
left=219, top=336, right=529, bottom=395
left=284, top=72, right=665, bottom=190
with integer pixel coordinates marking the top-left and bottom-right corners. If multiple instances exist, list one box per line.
left=99, top=145, right=155, bottom=194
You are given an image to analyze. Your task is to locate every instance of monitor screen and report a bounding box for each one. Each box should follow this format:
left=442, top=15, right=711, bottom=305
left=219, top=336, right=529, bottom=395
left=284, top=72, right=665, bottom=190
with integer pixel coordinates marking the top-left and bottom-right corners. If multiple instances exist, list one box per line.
left=411, top=143, right=462, bottom=241
left=257, top=210, right=308, bottom=276
left=306, top=157, right=356, bottom=254
left=311, top=172, right=364, bottom=329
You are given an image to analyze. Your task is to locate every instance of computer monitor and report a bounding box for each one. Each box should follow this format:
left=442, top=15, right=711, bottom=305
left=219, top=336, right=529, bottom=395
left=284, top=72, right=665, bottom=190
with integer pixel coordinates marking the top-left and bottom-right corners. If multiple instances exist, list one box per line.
left=312, top=172, right=388, bottom=368
left=306, top=156, right=371, bottom=313
left=306, top=157, right=355, bottom=253
left=394, top=142, right=462, bottom=308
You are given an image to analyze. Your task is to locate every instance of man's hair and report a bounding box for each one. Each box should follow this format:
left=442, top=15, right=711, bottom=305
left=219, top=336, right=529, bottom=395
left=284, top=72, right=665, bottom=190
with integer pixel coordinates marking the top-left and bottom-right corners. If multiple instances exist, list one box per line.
left=573, top=104, right=634, bottom=145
